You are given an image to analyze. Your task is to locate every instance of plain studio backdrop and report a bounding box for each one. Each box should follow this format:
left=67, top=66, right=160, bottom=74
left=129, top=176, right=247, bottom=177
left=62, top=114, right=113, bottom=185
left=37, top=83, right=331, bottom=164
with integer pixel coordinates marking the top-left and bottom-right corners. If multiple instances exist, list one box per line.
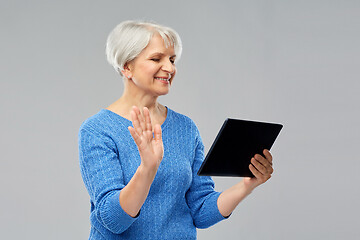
left=1, top=0, right=359, bottom=239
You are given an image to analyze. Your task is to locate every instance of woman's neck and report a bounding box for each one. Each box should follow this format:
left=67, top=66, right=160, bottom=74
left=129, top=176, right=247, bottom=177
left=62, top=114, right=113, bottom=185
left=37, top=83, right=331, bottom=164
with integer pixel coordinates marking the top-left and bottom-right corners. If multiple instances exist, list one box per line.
left=119, top=94, right=163, bottom=113
left=106, top=91, right=166, bottom=123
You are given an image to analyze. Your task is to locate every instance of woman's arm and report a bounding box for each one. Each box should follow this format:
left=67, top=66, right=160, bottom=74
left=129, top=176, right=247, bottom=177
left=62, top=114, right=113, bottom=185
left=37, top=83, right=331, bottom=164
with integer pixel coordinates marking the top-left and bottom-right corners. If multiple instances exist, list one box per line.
left=217, top=149, right=274, bottom=217
left=119, top=106, right=164, bottom=217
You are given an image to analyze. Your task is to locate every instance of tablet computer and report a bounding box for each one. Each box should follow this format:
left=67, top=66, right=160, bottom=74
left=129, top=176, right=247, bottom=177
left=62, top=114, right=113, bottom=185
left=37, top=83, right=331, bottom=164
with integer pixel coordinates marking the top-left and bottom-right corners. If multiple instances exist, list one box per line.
left=197, top=118, right=283, bottom=177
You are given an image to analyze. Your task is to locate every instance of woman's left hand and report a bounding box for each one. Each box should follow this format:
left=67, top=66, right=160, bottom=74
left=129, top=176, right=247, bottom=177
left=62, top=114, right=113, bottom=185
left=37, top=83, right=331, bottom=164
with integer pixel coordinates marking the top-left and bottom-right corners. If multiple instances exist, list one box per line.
left=242, top=149, right=274, bottom=191
left=217, top=149, right=274, bottom=217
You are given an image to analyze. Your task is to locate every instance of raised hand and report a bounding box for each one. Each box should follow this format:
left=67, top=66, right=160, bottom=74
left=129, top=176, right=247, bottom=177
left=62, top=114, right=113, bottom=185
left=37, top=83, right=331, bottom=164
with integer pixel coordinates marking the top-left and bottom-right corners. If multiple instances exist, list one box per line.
left=128, top=106, right=164, bottom=171
left=242, top=149, right=274, bottom=191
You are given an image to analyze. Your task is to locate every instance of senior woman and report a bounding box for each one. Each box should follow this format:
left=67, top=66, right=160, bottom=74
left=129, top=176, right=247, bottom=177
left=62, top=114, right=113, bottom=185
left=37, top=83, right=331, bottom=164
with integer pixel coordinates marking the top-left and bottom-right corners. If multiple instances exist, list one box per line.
left=78, top=20, right=274, bottom=240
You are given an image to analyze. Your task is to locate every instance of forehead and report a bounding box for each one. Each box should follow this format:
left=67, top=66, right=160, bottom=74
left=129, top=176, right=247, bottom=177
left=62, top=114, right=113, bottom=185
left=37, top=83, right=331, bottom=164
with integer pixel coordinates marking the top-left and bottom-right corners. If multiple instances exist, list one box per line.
left=141, top=33, right=175, bottom=56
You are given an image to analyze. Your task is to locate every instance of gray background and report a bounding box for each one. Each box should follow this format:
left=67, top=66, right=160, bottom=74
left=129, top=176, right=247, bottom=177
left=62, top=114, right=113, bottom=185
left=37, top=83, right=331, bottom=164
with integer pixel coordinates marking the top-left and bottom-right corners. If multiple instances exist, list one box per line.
left=1, top=0, right=359, bottom=239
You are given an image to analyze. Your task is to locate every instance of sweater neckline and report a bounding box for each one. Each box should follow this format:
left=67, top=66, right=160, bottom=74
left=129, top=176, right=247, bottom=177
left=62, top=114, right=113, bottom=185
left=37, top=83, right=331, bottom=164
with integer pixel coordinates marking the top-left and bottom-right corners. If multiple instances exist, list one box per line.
left=101, top=106, right=171, bottom=130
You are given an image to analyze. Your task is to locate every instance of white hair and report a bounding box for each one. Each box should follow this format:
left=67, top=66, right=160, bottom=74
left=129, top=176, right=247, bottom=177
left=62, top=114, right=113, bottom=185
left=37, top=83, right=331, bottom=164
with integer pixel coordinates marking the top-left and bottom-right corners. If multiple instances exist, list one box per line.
left=106, top=20, right=182, bottom=76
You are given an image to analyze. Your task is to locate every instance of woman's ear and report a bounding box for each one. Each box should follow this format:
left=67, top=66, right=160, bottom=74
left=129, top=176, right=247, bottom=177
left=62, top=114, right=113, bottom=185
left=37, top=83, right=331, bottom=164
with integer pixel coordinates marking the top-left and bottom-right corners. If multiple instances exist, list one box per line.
left=122, top=63, right=132, bottom=79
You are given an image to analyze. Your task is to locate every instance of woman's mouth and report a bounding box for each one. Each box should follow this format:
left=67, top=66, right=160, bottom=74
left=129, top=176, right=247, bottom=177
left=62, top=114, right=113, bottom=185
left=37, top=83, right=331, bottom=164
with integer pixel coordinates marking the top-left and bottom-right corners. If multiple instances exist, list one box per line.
left=154, top=77, right=170, bottom=84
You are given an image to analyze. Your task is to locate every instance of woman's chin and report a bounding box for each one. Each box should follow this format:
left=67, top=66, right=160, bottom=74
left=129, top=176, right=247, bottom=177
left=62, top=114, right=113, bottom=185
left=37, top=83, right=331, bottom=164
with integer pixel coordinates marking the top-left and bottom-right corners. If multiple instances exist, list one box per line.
left=158, top=90, right=170, bottom=96
left=153, top=88, right=170, bottom=97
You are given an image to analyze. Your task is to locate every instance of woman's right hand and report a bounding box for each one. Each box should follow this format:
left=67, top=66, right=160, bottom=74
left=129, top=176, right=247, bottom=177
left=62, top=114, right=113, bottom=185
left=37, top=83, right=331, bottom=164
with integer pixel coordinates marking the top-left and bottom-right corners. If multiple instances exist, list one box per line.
left=128, top=106, right=164, bottom=172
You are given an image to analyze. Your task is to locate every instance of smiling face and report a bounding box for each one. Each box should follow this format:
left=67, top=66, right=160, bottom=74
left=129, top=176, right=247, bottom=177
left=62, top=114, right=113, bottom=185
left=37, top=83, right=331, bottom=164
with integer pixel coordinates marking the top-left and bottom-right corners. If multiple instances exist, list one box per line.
left=124, top=33, right=177, bottom=97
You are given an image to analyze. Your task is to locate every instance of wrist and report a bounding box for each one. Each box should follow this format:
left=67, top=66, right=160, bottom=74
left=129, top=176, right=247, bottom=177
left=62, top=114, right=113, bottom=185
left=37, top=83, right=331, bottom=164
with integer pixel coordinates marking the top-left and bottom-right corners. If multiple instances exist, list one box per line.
left=238, top=180, right=255, bottom=196
left=138, top=163, right=158, bottom=180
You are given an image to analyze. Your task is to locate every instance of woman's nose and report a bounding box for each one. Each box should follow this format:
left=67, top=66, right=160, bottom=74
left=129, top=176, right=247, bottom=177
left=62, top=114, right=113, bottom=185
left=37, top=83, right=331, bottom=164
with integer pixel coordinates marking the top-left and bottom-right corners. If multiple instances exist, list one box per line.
left=162, top=59, right=175, bottom=73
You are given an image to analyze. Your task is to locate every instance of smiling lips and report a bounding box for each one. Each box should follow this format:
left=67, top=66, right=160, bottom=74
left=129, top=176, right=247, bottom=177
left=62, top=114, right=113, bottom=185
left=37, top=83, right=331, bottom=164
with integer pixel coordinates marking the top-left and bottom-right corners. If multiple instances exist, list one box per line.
left=154, top=76, right=171, bottom=83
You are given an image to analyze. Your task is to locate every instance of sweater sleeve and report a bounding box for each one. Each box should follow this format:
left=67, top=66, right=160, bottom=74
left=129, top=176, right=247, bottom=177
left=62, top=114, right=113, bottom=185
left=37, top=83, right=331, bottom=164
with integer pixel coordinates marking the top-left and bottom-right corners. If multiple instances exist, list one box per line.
left=185, top=129, right=228, bottom=229
left=78, top=127, right=138, bottom=234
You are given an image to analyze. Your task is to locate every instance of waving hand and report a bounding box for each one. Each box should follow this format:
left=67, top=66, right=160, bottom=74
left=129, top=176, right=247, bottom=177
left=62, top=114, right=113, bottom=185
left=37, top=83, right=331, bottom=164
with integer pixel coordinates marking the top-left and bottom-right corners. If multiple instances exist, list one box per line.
left=128, top=106, right=164, bottom=171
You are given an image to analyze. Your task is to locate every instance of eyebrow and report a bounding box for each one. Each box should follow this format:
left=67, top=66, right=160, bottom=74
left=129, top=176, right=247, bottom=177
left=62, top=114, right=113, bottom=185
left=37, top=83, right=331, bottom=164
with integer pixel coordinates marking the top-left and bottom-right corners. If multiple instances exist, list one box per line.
left=149, top=52, right=176, bottom=58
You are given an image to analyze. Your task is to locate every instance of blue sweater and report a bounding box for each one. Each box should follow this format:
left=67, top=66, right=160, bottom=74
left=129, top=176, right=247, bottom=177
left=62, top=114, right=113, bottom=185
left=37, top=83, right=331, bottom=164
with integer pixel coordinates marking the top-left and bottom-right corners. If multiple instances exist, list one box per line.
left=78, top=107, right=227, bottom=239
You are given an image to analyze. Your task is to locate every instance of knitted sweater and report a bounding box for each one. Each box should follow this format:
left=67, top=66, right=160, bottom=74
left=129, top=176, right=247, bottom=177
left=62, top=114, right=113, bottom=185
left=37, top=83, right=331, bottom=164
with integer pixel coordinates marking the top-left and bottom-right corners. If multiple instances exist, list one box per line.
left=78, top=106, right=227, bottom=239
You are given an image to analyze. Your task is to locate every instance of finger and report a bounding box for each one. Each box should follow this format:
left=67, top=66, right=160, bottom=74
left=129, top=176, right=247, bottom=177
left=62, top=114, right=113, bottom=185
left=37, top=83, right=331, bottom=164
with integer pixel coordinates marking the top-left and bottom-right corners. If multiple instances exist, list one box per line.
left=137, top=108, right=146, bottom=131
left=133, top=106, right=145, bottom=131
left=263, top=149, right=273, bottom=165
left=253, top=156, right=274, bottom=175
left=153, top=124, right=162, bottom=141
left=254, top=153, right=272, bottom=169
left=143, top=107, right=153, bottom=132
left=128, top=126, right=142, bottom=146
left=250, top=163, right=272, bottom=182
left=249, top=163, right=263, bottom=179
left=251, top=157, right=267, bottom=175
left=131, top=107, right=143, bottom=136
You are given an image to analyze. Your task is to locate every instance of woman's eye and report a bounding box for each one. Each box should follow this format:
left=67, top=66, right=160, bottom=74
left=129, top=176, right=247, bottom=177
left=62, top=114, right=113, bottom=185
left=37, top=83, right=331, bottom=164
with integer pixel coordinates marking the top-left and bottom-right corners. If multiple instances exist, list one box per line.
left=151, top=58, right=160, bottom=62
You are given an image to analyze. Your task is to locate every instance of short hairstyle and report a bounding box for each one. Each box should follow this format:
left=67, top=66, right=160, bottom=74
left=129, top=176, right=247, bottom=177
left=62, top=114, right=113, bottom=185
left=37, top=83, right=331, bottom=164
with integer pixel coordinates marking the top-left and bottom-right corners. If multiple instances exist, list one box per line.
left=106, top=20, right=182, bottom=76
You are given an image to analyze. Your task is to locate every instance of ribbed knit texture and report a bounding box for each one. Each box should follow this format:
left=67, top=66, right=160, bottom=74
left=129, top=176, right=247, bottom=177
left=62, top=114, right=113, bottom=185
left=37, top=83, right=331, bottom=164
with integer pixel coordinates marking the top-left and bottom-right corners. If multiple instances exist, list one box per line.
left=78, top=107, right=227, bottom=239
